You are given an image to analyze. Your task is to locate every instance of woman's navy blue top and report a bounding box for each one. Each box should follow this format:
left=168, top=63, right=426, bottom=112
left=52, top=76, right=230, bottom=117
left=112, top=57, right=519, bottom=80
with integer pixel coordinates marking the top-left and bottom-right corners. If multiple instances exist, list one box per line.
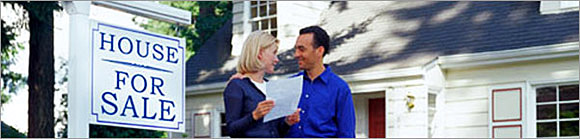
left=223, top=78, right=290, bottom=137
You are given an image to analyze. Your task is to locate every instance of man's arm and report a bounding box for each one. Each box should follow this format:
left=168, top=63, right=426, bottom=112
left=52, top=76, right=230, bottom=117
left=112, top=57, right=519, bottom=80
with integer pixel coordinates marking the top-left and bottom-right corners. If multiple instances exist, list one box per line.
left=336, top=86, right=356, bottom=138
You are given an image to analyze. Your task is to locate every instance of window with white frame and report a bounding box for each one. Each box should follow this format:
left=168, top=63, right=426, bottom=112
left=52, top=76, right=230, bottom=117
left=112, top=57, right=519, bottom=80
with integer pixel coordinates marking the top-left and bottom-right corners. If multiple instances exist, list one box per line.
left=535, top=84, right=579, bottom=137
left=193, top=112, right=211, bottom=138
left=250, top=0, right=277, bottom=37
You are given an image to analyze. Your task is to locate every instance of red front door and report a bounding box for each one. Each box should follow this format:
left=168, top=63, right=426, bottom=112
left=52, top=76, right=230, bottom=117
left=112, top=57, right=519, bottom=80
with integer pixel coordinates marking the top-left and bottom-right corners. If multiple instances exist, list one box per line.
left=368, top=98, right=385, bottom=138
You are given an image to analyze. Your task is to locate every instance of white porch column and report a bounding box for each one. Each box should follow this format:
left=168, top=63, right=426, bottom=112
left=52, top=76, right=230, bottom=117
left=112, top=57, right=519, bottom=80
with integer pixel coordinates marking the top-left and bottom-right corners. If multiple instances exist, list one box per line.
left=384, top=87, right=391, bottom=137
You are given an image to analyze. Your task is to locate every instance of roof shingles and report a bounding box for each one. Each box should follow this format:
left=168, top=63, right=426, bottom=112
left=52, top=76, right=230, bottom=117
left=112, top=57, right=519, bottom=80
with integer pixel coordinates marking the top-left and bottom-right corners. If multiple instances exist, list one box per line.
left=186, top=1, right=578, bottom=86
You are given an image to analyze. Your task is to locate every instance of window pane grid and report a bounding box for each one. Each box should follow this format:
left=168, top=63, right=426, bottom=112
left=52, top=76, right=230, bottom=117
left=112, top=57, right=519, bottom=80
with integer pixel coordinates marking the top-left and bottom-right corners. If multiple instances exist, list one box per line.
left=558, top=136, right=580, bottom=138
left=536, top=84, right=580, bottom=137
left=556, top=85, right=560, bottom=137
left=539, top=118, right=580, bottom=123
left=250, top=1, right=275, bottom=18
left=538, top=100, right=580, bottom=105
left=249, top=0, right=277, bottom=37
left=249, top=15, right=276, bottom=22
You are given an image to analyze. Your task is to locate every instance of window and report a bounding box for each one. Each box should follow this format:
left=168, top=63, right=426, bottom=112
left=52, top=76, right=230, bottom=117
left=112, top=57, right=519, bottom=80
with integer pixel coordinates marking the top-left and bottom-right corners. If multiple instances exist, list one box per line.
left=535, top=84, right=579, bottom=137
left=250, top=0, right=277, bottom=37
left=193, top=112, right=211, bottom=138
left=220, top=112, right=229, bottom=137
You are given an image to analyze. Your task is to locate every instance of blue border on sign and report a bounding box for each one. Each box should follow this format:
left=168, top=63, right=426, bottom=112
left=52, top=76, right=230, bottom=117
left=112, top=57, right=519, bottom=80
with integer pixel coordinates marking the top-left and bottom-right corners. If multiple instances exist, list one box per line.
left=90, top=22, right=185, bottom=131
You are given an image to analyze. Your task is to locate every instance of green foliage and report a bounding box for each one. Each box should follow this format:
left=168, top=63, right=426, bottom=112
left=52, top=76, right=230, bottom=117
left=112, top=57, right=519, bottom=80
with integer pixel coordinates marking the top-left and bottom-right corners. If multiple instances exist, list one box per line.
left=1, top=4, right=27, bottom=104
left=1, top=122, right=27, bottom=138
left=1, top=1, right=62, bottom=105
left=89, top=124, right=166, bottom=138
left=55, top=58, right=68, bottom=138
left=138, top=1, right=232, bottom=60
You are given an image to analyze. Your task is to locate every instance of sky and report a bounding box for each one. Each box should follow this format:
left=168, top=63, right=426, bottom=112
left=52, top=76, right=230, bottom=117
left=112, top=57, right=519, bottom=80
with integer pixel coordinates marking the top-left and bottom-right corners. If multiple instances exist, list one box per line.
left=1, top=2, right=148, bottom=135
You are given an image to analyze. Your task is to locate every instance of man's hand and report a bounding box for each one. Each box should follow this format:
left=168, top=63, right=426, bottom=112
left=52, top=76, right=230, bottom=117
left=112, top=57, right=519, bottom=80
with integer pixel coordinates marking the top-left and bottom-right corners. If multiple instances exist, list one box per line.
left=285, top=108, right=301, bottom=125
left=228, top=73, right=246, bottom=82
left=252, top=100, right=274, bottom=120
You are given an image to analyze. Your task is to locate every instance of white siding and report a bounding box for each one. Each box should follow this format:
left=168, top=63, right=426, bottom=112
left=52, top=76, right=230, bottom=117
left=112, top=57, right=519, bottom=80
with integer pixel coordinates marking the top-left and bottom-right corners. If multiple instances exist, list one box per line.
left=179, top=92, right=224, bottom=137
left=386, top=85, right=429, bottom=138
left=231, top=1, right=247, bottom=56
left=276, top=1, right=329, bottom=52
left=446, top=57, right=579, bottom=88
left=443, top=56, right=580, bottom=137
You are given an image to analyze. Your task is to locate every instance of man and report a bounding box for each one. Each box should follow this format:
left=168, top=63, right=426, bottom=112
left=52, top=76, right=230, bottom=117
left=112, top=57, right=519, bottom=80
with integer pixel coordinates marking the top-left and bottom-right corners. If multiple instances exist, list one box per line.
left=229, top=26, right=355, bottom=137
left=285, top=26, right=355, bottom=138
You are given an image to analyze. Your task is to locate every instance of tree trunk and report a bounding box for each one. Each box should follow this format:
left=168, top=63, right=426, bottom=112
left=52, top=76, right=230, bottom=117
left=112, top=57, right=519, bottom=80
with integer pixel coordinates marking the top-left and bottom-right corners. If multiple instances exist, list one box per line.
left=27, top=2, right=55, bottom=137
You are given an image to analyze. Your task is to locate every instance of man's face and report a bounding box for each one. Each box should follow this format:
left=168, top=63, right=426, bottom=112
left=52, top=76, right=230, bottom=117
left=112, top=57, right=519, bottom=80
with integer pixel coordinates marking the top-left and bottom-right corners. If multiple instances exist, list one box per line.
left=294, top=33, right=323, bottom=70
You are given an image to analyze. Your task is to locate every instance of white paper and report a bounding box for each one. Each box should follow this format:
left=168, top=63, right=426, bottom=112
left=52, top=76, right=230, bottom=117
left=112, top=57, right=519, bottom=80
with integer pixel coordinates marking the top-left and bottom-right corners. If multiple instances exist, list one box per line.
left=263, top=75, right=303, bottom=123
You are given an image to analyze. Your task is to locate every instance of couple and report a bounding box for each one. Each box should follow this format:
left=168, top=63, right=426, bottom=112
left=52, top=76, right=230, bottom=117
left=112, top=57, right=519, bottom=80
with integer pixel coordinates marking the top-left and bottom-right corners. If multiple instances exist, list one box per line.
left=223, top=26, right=356, bottom=138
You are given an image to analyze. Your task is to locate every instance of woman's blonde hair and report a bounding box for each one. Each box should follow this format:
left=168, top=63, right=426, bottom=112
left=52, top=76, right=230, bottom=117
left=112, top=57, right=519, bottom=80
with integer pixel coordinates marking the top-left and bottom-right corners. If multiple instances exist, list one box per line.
left=236, top=31, right=279, bottom=74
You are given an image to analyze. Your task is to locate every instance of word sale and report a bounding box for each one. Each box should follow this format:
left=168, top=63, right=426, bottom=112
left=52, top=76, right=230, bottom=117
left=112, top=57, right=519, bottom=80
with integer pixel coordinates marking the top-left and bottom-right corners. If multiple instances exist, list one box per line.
left=100, top=70, right=176, bottom=122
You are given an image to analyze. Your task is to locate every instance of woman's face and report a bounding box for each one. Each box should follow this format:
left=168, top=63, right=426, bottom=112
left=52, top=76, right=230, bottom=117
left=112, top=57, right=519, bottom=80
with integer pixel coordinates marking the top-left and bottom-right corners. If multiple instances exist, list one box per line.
left=259, top=45, right=279, bottom=74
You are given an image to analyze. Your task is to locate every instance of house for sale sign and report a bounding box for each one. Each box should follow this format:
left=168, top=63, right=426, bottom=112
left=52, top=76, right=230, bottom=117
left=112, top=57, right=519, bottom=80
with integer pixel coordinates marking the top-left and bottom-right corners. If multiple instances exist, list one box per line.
left=89, top=21, right=185, bottom=132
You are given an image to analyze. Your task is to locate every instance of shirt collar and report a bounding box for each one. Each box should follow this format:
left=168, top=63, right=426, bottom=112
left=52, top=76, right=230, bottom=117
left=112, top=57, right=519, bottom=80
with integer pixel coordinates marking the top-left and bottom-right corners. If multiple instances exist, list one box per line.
left=295, top=64, right=332, bottom=84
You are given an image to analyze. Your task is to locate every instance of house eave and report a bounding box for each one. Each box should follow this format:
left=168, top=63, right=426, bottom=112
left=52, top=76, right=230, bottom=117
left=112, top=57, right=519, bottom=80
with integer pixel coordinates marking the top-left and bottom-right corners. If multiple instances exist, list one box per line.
left=438, top=41, right=579, bottom=69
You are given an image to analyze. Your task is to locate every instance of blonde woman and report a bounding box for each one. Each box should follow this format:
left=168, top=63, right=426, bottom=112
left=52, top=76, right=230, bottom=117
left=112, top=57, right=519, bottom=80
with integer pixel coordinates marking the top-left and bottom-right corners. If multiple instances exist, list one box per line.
left=223, top=31, right=300, bottom=137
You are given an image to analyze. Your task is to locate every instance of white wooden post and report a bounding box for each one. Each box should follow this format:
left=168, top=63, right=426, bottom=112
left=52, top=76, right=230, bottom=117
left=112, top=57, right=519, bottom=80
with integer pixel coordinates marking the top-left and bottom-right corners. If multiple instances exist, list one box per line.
left=64, top=1, right=91, bottom=138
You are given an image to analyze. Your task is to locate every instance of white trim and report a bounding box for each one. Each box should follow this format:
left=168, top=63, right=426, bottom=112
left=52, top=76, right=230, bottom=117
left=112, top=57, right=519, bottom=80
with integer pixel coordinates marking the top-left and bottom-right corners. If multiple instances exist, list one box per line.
left=341, top=67, right=424, bottom=83
left=186, top=82, right=226, bottom=96
left=540, top=1, right=579, bottom=15
left=92, top=1, right=191, bottom=25
left=439, top=42, right=579, bottom=69
left=529, top=78, right=580, bottom=86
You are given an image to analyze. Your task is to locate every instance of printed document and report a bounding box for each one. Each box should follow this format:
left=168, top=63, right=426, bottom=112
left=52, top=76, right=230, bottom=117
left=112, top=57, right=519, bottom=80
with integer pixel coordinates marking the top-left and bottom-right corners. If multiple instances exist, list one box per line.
left=263, top=75, right=303, bottom=122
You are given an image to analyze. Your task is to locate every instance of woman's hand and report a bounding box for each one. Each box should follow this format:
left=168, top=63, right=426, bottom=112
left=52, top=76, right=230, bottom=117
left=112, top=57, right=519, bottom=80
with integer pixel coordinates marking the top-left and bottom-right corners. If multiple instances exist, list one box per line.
left=252, top=100, right=274, bottom=120
left=285, top=108, right=301, bottom=125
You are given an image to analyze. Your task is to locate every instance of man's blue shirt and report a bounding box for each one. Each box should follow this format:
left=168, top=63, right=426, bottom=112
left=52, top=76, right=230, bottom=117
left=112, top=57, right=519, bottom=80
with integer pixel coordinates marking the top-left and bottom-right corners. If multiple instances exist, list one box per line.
left=285, top=65, right=356, bottom=138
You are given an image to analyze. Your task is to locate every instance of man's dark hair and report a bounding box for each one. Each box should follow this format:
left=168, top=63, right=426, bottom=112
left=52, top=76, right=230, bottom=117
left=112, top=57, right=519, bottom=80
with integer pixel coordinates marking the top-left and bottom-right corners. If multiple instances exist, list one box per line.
left=299, top=26, right=330, bottom=56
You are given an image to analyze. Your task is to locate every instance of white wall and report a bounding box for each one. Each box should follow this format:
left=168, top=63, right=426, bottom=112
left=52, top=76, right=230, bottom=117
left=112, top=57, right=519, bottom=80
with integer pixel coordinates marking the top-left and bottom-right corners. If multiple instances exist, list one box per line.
left=443, top=56, right=579, bottom=137
left=386, top=85, right=429, bottom=138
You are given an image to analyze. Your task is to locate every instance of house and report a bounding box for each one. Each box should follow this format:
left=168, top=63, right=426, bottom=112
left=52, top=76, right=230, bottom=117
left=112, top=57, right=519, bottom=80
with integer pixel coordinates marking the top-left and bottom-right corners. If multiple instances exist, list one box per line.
left=177, top=1, right=579, bottom=138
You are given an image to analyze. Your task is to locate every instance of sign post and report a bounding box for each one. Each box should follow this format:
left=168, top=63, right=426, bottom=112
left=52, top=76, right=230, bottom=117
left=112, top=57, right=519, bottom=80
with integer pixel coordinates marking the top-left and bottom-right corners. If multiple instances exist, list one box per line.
left=64, top=1, right=91, bottom=138
left=64, top=1, right=191, bottom=137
